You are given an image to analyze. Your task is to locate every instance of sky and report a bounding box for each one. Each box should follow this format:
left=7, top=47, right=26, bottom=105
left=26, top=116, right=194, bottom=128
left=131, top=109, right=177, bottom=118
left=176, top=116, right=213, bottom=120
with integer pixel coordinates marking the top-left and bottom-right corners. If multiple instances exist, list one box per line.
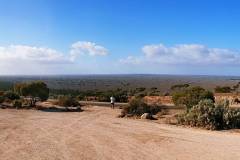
left=0, top=0, right=240, bottom=75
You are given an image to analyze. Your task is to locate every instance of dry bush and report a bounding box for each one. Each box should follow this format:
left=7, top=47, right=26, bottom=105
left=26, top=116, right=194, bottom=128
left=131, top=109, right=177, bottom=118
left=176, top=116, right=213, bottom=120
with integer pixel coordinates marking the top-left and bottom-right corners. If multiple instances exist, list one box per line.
left=122, top=97, right=161, bottom=117
left=57, top=96, right=80, bottom=107
left=177, top=99, right=240, bottom=130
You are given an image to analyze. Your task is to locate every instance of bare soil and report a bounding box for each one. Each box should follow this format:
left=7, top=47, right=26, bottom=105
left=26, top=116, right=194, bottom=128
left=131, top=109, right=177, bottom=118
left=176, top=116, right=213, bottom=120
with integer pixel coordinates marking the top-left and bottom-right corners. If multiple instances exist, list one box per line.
left=1, top=106, right=240, bottom=160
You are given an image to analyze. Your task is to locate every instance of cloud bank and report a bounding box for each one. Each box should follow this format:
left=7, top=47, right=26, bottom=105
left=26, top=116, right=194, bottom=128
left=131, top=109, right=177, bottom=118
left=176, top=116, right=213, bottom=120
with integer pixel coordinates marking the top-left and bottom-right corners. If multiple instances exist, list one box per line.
left=121, top=43, right=240, bottom=65
left=0, top=41, right=108, bottom=74
left=1, top=41, right=240, bottom=75
left=0, top=45, right=68, bottom=64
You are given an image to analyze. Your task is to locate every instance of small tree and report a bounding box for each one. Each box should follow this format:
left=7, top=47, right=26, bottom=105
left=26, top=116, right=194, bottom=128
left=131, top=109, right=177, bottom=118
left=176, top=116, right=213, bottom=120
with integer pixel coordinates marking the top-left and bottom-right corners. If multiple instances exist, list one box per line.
left=14, top=81, right=49, bottom=107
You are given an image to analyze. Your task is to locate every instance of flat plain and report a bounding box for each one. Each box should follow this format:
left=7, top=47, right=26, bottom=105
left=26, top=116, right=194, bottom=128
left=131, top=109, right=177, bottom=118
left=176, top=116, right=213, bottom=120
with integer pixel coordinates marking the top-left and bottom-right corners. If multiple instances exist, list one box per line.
left=0, top=75, right=239, bottom=92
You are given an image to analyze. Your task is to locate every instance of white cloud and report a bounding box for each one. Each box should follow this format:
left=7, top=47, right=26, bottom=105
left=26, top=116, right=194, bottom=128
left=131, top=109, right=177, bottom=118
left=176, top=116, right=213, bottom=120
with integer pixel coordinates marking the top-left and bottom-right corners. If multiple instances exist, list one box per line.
left=70, top=41, right=108, bottom=60
left=142, top=44, right=169, bottom=57
left=0, top=45, right=69, bottom=64
left=121, top=43, right=240, bottom=65
left=0, top=41, right=109, bottom=74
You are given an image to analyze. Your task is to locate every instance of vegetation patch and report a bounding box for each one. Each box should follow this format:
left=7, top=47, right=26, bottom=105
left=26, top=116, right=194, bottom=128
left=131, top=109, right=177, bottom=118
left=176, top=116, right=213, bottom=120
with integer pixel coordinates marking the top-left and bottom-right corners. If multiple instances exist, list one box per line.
left=214, top=86, right=232, bottom=93
left=177, top=99, right=240, bottom=130
left=172, top=86, right=214, bottom=110
left=120, top=97, right=161, bottom=118
left=14, top=81, right=49, bottom=107
left=56, top=96, right=80, bottom=107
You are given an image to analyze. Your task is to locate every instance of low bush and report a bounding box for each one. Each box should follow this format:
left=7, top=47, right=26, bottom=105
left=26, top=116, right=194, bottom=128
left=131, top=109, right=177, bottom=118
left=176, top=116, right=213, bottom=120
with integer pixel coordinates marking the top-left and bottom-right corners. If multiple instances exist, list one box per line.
left=57, top=96, right=80, bottom=107
left=0, top=96, right=4, bottom=103
left=122, top=98, right=161, bottom=116
left=177, top=99, right=240, bottom=130
left=171, top=83, right=190, bottom=90
left=3, top=91, right=20, bottom=100
left=214, top=86, right=232, bottom=93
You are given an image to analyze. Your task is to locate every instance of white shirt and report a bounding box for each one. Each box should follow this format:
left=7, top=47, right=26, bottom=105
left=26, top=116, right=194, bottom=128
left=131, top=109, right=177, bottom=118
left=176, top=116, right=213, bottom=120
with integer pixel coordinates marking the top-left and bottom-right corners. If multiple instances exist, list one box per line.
left=110, top=97, right=115, bottom=103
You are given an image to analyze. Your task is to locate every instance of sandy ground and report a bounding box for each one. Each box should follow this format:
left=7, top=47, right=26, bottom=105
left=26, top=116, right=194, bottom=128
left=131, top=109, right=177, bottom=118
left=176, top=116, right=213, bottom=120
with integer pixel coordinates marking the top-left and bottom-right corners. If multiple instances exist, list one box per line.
left=1, top=106, right=240, bottom=160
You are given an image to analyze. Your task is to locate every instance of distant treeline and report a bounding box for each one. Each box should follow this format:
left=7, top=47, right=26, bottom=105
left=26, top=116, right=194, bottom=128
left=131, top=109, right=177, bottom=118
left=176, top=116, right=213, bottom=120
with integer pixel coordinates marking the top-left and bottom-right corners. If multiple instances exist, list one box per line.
left=50, top=88, right=129, bottom=102
left=0, top=81, right=13, bottom=91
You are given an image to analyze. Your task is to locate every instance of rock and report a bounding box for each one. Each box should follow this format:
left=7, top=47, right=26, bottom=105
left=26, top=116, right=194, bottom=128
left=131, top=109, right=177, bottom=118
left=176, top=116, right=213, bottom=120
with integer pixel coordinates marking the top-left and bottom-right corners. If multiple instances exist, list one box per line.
left=151, top=115, right=158, bottom=119
left=141, top=113, right=152, bottom=119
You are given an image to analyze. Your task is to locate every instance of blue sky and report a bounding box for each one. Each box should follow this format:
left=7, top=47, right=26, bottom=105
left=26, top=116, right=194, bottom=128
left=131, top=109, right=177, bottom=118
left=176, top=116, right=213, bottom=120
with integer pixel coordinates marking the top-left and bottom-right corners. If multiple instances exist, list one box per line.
left=0, top=0, right=240, bottom=75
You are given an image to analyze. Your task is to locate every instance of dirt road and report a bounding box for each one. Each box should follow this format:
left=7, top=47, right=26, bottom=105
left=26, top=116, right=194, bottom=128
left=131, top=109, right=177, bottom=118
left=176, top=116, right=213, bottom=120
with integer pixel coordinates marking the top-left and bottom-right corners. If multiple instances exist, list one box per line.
left=0, top=106, right=240, bottom=160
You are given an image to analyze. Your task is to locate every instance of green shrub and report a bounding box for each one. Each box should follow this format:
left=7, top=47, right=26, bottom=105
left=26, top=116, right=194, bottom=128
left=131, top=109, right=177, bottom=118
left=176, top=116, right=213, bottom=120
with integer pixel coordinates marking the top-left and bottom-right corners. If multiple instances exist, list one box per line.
left=171, top=83, right=190, bottom=90
left=0, top=96, right=4, bottom=103
left=172, top=86, right=214, bottom=110
left=136, top=87, right=146, bottom=92
left=13, top=100, right=22, bottom=109
left=214, top=86, right=232, bottom=93
left=3, top=91, right=20, bottom=100
left=76, top=95, right=85, bottom=101
left=123, top=98, right=161, bottom=116
left=177, top=99, right=240, bottom=130
left=57, top=96, right=80, bottom=107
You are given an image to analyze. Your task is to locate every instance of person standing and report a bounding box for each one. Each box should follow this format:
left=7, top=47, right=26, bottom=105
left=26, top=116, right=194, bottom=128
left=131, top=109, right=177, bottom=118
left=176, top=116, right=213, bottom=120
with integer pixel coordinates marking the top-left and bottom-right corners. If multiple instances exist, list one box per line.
left=110, top=96, right=115, bottom=109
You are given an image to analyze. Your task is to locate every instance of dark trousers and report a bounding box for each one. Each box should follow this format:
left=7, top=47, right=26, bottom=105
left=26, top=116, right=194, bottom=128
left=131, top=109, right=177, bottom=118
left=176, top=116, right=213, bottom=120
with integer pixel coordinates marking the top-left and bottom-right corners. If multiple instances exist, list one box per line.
left=111, top=103, right=115, bottom=109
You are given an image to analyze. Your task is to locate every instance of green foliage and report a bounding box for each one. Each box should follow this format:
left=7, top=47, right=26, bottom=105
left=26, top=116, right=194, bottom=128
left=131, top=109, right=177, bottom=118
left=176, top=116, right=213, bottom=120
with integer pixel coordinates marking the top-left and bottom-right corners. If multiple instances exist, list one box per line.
left=150, top=87, right=157, bottom=90
left=14, top=81, right=49, bottom=101
left=136, top=87, right=146, bottom=92
left=232, top=82, right=240, bottom=91
left=13, top=100, right=22, bottom=109
left=97, top=90, right=128, bottom=102
left=50, top=89, right=82, bottom=97
left=76, top=95, right=85, bottom=101
left=214, top=86, right=232, bottom=93
left=0, top=96, right=4, bottom=103
left=177, top=99, right=240, bottom=130
left=123, top=98, right=161, bottom=116
left=3, top=91, right=20, bottom=100
left=148, top=92, right=160, bottom=96
left=135, top=93, right=147, bottom=99
left=172, top=86, right=214, bottom=110
left=50, top=88, right=128, bottom=102
left=57, top=96, right=80, bottom=107
left=171, top=83, right=190, bottom=90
